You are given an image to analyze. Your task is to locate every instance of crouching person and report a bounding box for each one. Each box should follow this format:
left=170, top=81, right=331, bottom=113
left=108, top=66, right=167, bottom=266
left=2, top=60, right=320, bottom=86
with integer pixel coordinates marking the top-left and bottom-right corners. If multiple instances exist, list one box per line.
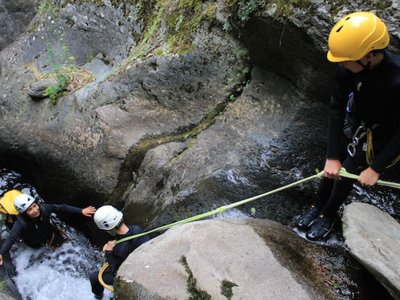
left=89, top=205, right=150, bottom=299
left=0, top=193, right=96, bottom=265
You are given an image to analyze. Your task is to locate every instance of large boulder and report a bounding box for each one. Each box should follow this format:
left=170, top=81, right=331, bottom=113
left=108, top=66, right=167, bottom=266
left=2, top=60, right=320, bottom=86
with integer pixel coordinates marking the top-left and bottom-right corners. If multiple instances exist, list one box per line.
left=342, top=202, right=400, bottom=300
left=116, top=218, right=352, bottom=300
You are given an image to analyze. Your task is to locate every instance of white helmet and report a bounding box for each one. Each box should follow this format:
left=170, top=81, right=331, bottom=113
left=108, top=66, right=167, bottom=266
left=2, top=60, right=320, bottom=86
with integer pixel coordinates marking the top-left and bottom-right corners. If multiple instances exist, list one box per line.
left=94, top=205, right=123, bottom=230
left=14, top=194, right=36, bottom=213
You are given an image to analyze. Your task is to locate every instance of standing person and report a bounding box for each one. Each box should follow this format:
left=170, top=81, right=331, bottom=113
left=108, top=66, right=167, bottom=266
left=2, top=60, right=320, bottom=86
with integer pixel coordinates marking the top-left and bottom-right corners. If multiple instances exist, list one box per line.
left=0, top=193, right=96, bottom=264
left=89, top=205, right=150, bottom=299
left=295, top=11, right=400, bottom=240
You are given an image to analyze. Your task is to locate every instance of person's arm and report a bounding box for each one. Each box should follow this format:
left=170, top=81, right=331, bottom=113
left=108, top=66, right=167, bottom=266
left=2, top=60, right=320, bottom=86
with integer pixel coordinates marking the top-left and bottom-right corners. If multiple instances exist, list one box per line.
left=103, top=240, right=116, bottom=252
left=362, top=85, right=400, bottom=183
left=326, top=73, right=348, bottom=161
left=105, top=251, right=124, bottom=275
left=81, top=206, right=96, bottom=217
left=45, top=204, right=96, bottom=217
left=323, top=159, right=342, bottom=180
left=0, top=221, right=24, bottom=265
left=369, top=127, right=400, bottom=174
left=324, top=70, right=349, bottom=179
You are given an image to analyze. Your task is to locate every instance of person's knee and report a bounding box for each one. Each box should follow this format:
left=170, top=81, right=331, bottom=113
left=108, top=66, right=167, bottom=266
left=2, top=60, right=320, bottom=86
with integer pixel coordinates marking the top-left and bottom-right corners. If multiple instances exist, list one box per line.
left=89, top=271, right=99, bottom=285
left=102, top=271, right=115, bottom=285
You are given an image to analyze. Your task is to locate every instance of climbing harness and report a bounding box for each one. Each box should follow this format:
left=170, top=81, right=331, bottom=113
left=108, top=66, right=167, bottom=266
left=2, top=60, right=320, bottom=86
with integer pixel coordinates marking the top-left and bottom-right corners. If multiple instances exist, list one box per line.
left=98, top=262, right=113, bottom=292
left=364, top=128, right=400, bottom=168
left=46, top=225, right=69, bottom=249
left=98, top=168, right=400, bottom=292
left=347, top=124, right=367, bottom=157
left=347, top=123, right=400, bottom=168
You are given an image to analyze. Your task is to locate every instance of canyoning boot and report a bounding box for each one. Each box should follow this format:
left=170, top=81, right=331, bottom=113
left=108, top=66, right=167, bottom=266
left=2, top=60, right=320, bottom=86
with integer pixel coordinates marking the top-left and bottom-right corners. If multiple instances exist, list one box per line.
left=306, top=215, right=335, bottom=241
left=295, top=206, right=320, bottom=229
left=94, top=293, right=103, bottom=300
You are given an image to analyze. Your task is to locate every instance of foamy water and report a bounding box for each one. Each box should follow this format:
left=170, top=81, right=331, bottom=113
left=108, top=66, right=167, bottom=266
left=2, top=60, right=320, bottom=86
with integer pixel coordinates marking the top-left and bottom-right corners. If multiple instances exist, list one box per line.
left=10, top=226, right=113, bottom=300
left=0, top=168, right=113, bottom=300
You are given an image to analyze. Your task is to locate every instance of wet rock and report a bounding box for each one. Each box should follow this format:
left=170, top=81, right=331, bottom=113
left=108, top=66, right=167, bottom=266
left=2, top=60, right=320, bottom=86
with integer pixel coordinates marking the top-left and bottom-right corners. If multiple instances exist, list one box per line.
left=342, top=202, right=400, bottom=300
left=0, top=251, right=21, bottom=300
left=116, top=219, right=349, bottom=300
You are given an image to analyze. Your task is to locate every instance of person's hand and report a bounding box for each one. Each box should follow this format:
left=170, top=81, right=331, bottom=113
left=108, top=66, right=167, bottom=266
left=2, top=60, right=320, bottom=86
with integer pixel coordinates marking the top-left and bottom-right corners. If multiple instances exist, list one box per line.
left=103, top=240, right=116, bottom=252
left=323, top=159, right=342, bottom=179
left=358, top=167, right=380, bottom=186
left=0, top=255, right=3, bottom=266
left=82, top=206, right=96, bottom=217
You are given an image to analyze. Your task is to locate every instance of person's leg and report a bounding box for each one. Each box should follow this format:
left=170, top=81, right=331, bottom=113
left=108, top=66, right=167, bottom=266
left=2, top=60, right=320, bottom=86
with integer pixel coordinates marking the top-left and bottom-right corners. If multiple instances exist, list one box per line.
left=307, top=144, right=368, bottom=240
left=48, top=226, right=67, bottom=249
left=89, top=271, right=105, bottom=299
left=295, top=135, right=350, bottom=229
left=89, top=270, right=114, bottom=299
left=321, top=148, right=368, bottom=217
left=295, top=178, right=334, bottom=229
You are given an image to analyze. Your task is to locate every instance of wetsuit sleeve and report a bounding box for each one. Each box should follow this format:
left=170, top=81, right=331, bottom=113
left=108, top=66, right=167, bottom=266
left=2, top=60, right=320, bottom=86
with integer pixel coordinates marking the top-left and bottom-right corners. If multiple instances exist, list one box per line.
left=45, top=203, right=83, bottom=215
left=106, top=225, right=150, bottom=274
left=0, top=221, right=24, bottom=255
left=370, top=88, right=400, bottom=173
left=326, top=73, right=348, bottom=160
left=105, top=252, right=123, bottom=275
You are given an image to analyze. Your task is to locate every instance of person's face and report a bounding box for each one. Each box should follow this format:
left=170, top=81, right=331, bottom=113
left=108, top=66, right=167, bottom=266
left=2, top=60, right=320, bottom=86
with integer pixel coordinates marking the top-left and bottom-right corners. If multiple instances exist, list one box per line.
left=338, top=53, right=374, bottom=73
left=339, top=60, right=365, bottom=73
left=106, top=228, right=118, bottom=237
left=26, top=203, right=40, bottom=218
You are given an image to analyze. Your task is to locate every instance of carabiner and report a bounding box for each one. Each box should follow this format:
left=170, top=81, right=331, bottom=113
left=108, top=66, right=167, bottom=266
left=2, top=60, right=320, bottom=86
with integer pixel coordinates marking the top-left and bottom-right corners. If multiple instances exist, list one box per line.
left=352, top=125, right=365, bottom=141
left=347, top=143, right=356, bottom=157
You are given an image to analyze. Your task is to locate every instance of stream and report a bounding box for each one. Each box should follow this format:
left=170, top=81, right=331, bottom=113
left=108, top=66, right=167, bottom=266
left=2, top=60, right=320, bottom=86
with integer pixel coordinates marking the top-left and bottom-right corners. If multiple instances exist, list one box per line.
left=0, top=168, right=112, bottom=300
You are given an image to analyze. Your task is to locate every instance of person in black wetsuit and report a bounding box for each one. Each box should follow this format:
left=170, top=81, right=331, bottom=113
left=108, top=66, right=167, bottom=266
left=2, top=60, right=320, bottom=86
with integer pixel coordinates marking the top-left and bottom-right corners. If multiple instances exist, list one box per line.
left=295, top=11, right=400, bottom=240
left=89, top=205, right=150, bottom=299
left=0, top=193, right=96, bottom=265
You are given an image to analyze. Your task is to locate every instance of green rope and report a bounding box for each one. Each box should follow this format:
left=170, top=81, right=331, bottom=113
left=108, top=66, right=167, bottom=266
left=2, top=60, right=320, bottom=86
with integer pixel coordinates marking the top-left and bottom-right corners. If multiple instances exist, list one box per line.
left=115, top=168, right=400, bottom=245
left=339, top=168, right=400, bottom=189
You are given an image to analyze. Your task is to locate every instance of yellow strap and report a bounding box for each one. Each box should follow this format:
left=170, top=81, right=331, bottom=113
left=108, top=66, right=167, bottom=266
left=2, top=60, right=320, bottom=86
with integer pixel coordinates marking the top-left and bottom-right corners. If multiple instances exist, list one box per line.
left=366, top=128, right=374, bottom=165
left=98, top=262, right=114, bottom=292
left=366, top=128, right=400, bottom=168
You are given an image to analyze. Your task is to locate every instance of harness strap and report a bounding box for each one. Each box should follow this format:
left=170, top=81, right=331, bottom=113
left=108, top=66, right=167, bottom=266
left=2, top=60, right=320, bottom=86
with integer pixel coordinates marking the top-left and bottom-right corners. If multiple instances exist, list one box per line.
left=46, top=232, right=56, bottom=248
left=98, top=263, right=114, bottom=292
left=366, top=128, right=400, bottom=168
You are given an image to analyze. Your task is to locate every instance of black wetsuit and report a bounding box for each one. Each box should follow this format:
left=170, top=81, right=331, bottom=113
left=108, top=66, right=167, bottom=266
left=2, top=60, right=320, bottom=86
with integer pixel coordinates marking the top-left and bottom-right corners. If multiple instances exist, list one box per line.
left=0, top=203, right=82, bottom=255
left=316, top=50, right=400, bottom=217
left=89, top=225, right=150, bottom=297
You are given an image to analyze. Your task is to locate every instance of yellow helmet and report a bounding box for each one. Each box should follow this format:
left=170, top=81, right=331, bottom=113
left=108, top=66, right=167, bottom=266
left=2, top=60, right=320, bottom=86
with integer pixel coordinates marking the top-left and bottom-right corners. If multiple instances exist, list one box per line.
left=327, top=12, right=389, bottom=62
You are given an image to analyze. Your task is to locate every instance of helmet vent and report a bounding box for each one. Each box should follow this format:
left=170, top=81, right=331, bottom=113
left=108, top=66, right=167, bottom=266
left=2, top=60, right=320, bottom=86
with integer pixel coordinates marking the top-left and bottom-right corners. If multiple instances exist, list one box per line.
left=336, top=25, right=343, bottom=33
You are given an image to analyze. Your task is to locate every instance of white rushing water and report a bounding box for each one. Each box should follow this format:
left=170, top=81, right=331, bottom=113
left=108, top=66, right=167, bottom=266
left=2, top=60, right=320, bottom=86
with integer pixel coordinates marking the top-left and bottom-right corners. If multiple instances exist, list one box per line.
left=9, top=226, right=113, bottom=300
left=0, top=168, right=113, bottom=300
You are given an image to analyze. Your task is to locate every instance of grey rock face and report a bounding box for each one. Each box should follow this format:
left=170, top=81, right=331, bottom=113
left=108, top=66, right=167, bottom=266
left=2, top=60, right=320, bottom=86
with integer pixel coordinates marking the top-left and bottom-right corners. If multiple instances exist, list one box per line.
left=342, top=202, right=400, bottom=300
left=0, top=0, right=37, bottom=51
left=116, top=219, right=342, bottom=300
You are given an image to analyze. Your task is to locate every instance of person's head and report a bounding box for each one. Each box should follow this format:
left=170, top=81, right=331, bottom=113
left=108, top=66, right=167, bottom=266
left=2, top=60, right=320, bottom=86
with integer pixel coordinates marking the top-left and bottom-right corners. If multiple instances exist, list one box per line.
left=14, top=194, right=40, bottom=218
left=94, top=205, right=123, bottom=234
left=327, top=12, right=389, bottom=73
